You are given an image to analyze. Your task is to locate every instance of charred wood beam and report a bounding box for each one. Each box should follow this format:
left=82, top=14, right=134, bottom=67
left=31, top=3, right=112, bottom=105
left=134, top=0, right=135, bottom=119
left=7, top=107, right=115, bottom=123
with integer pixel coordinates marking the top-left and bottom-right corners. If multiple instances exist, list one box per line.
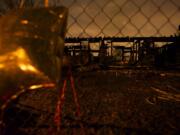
left=65, top=37, right=102, bottom=43
left=65, top=36, right=180, bottom=43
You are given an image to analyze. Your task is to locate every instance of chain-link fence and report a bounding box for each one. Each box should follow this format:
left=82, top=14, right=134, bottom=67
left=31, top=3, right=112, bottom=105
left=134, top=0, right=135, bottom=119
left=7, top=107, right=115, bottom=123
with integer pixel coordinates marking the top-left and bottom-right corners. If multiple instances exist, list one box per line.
left=56, top=0, right=180, bottom=67
left=55, top=0, right=180, bottom=37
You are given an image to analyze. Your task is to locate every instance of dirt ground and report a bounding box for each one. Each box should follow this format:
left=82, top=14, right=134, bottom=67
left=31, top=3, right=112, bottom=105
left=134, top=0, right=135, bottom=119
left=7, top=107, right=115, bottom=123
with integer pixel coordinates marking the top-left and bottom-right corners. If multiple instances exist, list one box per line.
left=2, top=68, right=180, bottom=135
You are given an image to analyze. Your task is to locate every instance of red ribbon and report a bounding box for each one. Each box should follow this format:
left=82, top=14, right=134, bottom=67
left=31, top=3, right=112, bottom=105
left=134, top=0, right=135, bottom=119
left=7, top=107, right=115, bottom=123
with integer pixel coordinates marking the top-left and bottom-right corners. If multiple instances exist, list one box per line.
left=54, top=68, right=84, bottom=134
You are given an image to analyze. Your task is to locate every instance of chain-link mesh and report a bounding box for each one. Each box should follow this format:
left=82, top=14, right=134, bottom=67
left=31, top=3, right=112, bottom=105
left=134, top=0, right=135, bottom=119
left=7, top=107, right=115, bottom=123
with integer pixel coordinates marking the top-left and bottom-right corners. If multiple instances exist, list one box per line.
left=54, top=0, right=180, bottom=37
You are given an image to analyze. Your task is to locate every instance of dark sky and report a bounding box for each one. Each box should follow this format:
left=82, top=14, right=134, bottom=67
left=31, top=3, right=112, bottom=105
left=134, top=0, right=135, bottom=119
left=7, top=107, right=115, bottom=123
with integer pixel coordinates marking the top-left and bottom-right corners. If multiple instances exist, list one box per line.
left=0, top=0, right=180, bottom=37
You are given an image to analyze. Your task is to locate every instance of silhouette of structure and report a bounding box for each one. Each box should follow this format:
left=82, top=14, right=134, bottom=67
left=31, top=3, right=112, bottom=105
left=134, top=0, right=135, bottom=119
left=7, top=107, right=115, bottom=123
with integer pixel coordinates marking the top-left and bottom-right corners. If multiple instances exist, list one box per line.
left=64, top=36, right=180, bottom=69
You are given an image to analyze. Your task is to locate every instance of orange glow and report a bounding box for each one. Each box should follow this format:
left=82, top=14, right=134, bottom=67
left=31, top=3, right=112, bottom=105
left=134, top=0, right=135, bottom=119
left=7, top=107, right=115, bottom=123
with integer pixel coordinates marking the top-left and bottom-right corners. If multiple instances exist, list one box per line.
left=12, top=47, right=28, bottom=59
left=21, top=20, right=29, bottom=25
left=0, top=64, right=4, bottom=69
left=44, top=0, right=49, bottom=7
left=0, top=47, right=39, bottom=73
left=18, top=64, right=38, bottom=72
left=29, top=83, right=55, bottom=90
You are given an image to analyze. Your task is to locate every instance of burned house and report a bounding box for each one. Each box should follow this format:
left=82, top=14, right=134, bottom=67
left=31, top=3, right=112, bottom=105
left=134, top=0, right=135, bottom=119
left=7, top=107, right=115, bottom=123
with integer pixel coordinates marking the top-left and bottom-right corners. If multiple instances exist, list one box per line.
left=155, top=37, right=180, bottom=68
left=64, top=36, right=180, bottom=69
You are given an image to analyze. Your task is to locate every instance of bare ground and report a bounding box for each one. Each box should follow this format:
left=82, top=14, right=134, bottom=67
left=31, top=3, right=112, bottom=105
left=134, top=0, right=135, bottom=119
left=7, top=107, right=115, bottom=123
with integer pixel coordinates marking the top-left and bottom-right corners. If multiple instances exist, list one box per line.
left=2, top=68, right=180, bottom=135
